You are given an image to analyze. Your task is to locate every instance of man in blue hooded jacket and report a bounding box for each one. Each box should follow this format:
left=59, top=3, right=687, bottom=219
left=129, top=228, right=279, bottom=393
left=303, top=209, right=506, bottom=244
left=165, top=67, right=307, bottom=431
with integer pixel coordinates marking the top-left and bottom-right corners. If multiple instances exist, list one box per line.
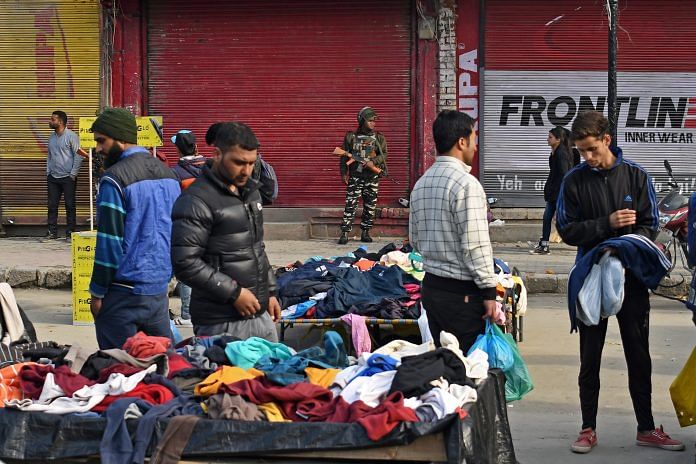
left=88, top=108, right=181, bottom=349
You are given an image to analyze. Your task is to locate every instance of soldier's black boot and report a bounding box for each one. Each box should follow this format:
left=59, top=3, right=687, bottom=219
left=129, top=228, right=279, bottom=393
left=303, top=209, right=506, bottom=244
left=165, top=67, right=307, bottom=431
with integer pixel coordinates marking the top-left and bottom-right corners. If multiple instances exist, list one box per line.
left=337, top=232, right=349, bottom=245
left=360, top=229, right=373, bottom=243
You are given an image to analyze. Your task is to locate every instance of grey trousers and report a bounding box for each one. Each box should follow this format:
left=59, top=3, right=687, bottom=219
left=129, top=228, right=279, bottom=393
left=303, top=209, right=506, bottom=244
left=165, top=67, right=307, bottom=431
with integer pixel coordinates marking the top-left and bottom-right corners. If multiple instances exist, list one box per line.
left=193, top=311, right=278, bottom=342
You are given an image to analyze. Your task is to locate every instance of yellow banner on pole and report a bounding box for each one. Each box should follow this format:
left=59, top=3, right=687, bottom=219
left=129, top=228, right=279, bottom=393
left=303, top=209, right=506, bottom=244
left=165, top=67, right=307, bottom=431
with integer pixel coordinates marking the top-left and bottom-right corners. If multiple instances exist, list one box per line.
left=78, top=117, right=97, bottom=149
left=137, top=116, right=164, bottom=147
left=71, top=231, right=96, bottom=325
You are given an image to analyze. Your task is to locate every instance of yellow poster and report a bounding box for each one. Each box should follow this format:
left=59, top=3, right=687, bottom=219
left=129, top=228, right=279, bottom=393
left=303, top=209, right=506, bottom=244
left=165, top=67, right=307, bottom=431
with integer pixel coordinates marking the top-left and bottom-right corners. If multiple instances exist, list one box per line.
left=71, top=231, right=96, bottom=325
left=79, top=117, right=97, bottom=149
left=137, top=116, right=164, bottom=147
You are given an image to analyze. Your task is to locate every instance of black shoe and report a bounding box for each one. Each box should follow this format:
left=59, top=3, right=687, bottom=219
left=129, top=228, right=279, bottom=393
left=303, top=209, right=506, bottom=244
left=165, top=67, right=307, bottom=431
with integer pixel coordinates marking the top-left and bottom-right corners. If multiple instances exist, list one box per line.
left=337, top=232, right=349, bottom=245
left=529, top=244, right=550, bottom=255
left=44, top=232, right=58, bottom=240
left=360, top=230, right=373, bottom=243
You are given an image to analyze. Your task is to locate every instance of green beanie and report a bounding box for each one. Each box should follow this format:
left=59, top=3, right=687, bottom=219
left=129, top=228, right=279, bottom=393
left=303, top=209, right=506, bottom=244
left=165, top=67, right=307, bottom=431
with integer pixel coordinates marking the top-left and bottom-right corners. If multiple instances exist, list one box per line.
left=357, top=107, right=377, bottom=124
left=91, top=108, right=138, bottom=144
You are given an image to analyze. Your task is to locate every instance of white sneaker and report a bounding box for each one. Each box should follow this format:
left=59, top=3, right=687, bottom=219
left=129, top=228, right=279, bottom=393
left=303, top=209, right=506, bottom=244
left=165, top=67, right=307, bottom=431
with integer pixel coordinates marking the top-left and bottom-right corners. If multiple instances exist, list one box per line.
left=174, top=317, right=192, bottom=327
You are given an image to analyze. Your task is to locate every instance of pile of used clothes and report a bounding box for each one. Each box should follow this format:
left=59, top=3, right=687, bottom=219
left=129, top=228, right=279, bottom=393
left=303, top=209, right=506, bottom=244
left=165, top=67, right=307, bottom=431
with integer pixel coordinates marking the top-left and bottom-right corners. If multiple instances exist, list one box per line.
left=0, top=329, right=489, bottom=463
left=277, top=242, right=424, bottom=321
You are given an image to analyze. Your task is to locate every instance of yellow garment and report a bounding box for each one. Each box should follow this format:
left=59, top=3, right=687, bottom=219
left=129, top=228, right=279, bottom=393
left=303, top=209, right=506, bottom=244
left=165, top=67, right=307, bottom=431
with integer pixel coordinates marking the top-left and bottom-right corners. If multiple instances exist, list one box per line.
left=304, top=367, right=340, bottom=388
left=194, top=366, right=264, bottom=397
left=670, top=345, right=696, bottom=427
left=259, top=402, right=291, bottom=422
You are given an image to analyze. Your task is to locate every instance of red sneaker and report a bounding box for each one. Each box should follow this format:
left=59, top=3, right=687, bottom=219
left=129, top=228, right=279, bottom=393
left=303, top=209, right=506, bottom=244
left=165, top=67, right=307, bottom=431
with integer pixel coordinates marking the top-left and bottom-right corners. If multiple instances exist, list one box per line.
left=571, top=428, right=597, bottom=453
left=636, top=425, right=685, bottom=451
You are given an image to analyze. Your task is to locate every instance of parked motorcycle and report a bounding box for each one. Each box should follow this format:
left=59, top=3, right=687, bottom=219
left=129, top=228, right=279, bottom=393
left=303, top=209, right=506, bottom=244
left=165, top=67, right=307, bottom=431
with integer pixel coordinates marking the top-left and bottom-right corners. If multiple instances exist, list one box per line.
left=655, top=160, right=692, bottom=272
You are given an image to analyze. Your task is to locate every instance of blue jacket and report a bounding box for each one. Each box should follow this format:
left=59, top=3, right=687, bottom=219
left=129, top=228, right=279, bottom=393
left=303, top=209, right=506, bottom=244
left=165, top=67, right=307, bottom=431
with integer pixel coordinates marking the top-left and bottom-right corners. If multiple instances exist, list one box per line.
left=686, top=193, right=696, bottom=312
left=567, top=234, right=671, bottom=332
left=89, top=147, right=180, bottom=297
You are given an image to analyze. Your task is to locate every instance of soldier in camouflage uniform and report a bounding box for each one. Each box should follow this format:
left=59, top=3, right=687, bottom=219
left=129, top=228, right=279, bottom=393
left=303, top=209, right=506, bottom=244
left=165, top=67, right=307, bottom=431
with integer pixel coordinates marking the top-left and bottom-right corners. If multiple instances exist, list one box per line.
left=338, top=107, right=388, bottom=244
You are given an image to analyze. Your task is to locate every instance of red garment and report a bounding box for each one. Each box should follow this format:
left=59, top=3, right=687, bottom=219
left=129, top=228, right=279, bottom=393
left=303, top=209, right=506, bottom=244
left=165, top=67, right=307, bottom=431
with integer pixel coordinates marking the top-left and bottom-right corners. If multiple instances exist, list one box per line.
left=355, top=392, right=418, bottom=441
left=96, top=364, right=145, bottom=384
left=403, top=283, right=421, bottom=294
left=91, top=383, right=175, bottom=413
left=19, top=364, right=95, bottom=399
left=221, top=377, right=334, bottom=421
left=166, top=353, right=193, bottom=378
left=222, top=378, right=417, bottom=441
left=122, top=331, right=171, bottom=358
left=304, top=305, right=317, bottom=318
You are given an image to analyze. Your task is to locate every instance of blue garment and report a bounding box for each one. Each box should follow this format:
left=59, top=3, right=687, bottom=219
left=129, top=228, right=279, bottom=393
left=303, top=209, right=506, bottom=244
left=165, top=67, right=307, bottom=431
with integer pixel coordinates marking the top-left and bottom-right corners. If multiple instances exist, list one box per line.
left=686, top=193, right=696, bottom=312
left=94, top=286, right=171, bottom=350
left=282, top=300, right=316, bottom=319
left=567, top=234, right=670, bottom=332
left=315, top=265, right=407, bottom=317
left=224, top=337, right=294, bottom=369
left=131, top=394, right=203, bottom=464
left=90, top=147, right=180, bottom=297
left=354, top=353, right=399, bottom=378
left=253, top=331, right=348, bottom=385
left=47, top=128, right=82, bottom=177
left=101, top=398, right=154, bottom=464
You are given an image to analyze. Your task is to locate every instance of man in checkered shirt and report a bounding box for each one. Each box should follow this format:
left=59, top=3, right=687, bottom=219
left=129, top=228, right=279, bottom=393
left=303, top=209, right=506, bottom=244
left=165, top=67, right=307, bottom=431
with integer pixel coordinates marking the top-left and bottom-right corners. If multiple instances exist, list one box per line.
left=409, top=110, right=496, bottom=353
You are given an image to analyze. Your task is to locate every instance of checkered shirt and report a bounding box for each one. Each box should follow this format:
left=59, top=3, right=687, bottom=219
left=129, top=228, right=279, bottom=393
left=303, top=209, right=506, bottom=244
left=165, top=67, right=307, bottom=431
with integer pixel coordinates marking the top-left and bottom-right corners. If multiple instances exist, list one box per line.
left=409, top=156, right=496, bottom=290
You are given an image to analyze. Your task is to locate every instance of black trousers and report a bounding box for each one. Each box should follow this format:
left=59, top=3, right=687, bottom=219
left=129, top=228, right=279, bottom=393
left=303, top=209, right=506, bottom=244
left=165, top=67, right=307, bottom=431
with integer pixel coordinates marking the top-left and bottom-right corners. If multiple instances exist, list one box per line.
left=421, top=284, right=486, bottom=354
left=578, top=271, right=655, bottom=432
left=47, top=174, right=77, bottom=235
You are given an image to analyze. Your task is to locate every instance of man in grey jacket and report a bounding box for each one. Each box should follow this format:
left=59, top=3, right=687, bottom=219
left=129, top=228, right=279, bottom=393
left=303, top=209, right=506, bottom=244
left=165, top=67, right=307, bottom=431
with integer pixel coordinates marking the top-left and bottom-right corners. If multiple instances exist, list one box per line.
left=46, top=110, right=82, bottom=241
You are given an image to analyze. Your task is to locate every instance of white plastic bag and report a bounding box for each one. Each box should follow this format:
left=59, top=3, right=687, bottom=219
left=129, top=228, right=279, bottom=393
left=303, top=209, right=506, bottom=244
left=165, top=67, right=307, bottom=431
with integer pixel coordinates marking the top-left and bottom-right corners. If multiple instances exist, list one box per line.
left=600, top=253, right=625, bottom=318
left=418, top=303, right=433, bottom=343
left=577, top=262, right=602, bottom=326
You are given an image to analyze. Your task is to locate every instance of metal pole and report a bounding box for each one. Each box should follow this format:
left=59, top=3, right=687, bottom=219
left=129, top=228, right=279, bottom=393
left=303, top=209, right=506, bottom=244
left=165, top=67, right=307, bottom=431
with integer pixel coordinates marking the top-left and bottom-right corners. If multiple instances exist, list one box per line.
left=88, top=148, right=94, bottom=231
left=608, top=0, right=618, bottom=148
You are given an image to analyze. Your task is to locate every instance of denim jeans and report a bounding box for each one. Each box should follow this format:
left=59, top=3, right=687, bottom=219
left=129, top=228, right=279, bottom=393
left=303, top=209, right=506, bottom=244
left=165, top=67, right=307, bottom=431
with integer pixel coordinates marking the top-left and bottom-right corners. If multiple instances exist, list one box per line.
left=179, top=283, right=191, bottom=320
left=94, top=286, right=171, bottom=349
left=542, top=201, right=557, bottom=243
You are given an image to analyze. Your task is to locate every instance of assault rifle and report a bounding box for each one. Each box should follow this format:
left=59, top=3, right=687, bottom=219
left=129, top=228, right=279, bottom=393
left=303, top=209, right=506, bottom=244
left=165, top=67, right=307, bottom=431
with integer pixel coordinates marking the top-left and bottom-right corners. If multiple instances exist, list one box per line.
left=332, top=146, right=401, bottom=184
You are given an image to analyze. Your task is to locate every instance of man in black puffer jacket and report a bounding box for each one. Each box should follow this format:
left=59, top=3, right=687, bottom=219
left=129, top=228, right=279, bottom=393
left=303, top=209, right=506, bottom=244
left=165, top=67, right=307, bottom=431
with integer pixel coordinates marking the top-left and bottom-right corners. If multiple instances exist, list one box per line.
left=171, top=122, right=280, bottom=340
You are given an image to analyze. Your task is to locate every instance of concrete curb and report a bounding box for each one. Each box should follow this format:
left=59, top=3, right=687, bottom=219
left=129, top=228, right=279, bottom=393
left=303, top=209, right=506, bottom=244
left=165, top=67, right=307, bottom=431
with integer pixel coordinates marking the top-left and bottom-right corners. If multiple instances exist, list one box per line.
left=2, top=265, right=689, bottom=298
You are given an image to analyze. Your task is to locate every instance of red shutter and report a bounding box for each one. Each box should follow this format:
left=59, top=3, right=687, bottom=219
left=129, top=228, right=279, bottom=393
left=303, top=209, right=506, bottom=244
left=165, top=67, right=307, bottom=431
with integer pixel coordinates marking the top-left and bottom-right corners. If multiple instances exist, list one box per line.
left=147, top=0, right=413, bottom=206
left=484, top=0, right=696, bottom=71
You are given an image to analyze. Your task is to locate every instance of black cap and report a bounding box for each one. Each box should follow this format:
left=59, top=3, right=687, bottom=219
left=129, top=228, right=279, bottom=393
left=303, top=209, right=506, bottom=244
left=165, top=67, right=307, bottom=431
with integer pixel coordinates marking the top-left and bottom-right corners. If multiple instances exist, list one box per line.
left=171, top=130, right=197, bottom=156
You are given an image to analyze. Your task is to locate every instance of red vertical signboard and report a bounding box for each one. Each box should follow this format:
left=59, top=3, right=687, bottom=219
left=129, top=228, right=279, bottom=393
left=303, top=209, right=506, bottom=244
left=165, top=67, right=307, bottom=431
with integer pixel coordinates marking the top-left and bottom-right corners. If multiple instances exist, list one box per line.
left=456, top=0, right=480, bottom=177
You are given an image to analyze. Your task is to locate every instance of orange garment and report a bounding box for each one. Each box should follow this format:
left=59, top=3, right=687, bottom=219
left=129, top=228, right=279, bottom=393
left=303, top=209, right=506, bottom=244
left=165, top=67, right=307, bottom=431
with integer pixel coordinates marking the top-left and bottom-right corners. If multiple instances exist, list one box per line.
left=0, top=362, right=36, bottom=406
left=122, top=331, right=171, bottom=357
left=305, top=367, right=340, bottom=388
left=355, top=259, right=376, bottom=271
left=194, top=366, right=264, bottom=397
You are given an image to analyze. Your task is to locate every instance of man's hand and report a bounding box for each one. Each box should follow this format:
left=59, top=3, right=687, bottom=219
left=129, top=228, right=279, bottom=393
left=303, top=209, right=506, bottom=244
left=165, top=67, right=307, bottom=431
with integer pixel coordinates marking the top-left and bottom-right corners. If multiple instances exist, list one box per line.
left=342, top=174, right=349, bottom=185
left=90, top=297, right=102, bottom=319
left=70, top=175, right=76, bottom=181
left=609, top=209, right=636, bottom=229
left=482, top=299, right=496, bottom=321
left=234, top=287, right=261, bottom=318
left=268, top=296, right=281, bottom=322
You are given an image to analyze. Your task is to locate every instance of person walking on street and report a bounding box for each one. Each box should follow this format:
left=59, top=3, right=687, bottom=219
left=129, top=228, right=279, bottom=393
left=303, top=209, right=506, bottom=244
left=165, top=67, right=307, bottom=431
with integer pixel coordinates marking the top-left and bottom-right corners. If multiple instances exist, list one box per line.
left=337, top=106, right=388, bottom=245
left=531, top=126, right=575, bottom=255
left=409, top=110, right=496, bottom=353
left=556, top=111, right=685, bottom=454
left=171, top=122, right=280, bottom=340
left=46, top=110, right=82, bottom=241
left=170, top=129, right=206, bottom=327
left=88, top=108, right=181, bottom=350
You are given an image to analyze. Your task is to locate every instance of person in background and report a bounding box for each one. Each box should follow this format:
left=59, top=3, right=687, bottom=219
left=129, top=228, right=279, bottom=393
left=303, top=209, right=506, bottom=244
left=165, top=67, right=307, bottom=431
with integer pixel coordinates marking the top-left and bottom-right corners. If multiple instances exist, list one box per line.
left=170, top=129, right=206, bottom=327
left=88, top=108, right=181, bottom=349
left=557, top=111, right=684, bottom=454
left=337, top=106, right=388, bottom=245
left=409, top=110, right=496, bottom=353
left=171, top=122, right=280, bottom=340
left=46, top=110, right=82, bottom=241
left=531, top=126, right=575, bottom=255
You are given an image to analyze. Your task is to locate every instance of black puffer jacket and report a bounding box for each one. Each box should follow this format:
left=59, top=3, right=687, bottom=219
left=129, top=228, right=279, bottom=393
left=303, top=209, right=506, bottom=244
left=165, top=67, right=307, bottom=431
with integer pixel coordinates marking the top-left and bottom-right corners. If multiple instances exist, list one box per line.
left=171, top=165, right=276, bottom=325
left=543, top=145, right=574, bottom=203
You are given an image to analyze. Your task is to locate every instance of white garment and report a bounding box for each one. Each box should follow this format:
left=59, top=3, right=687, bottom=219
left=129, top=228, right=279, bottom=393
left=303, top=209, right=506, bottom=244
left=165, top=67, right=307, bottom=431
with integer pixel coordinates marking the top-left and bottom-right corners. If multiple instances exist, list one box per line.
left=464, top=349, right=489, bottom=379
left=339, top=370, right=396, bottom=407
left=578, top=251, right=625, bottom=326
left=511, top=276, right=528, bottom=316
left=37, top=373, right=66, bottom=404
left=372, top=339, right=435, bottom=361
left=5, top=364, right=156, bottom=414
left=0, top=283, right=26, bottom=344
left=309, top=292, right=328, bottom=301
left=330, top=364, right=364, bottom=395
